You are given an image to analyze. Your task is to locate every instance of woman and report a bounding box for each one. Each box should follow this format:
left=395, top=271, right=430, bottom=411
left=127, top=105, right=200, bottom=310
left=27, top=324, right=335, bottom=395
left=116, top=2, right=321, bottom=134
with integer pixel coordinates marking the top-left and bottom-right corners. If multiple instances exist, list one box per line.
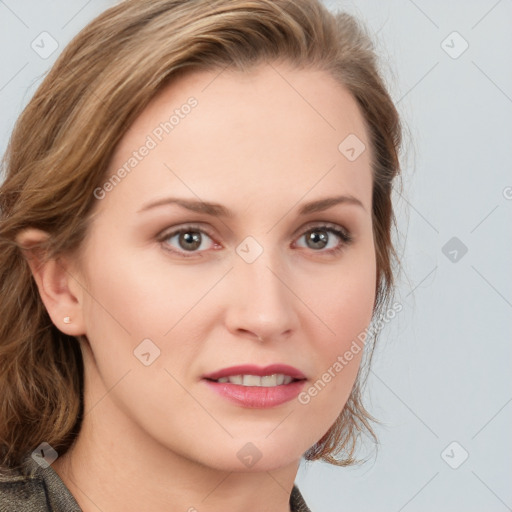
left=0, top=0, right=402, bottom=510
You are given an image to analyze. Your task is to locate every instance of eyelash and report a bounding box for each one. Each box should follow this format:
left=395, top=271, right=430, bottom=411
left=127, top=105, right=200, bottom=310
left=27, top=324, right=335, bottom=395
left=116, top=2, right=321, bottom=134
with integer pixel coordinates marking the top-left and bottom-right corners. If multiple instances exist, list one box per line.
left=157, top=223, right=353, bottom=259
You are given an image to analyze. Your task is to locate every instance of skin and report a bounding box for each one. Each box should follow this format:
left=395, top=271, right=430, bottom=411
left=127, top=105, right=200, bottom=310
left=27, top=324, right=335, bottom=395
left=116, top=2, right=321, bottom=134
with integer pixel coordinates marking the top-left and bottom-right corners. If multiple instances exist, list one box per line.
left=18, top=61, right=376, bottom=512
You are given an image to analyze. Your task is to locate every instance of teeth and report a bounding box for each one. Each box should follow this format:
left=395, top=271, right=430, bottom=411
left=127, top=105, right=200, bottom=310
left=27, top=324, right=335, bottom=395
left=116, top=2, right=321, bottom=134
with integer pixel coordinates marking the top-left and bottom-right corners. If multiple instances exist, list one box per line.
left=229, top=375, right=243, bottom=385
left=215, top=374, right=294, bottom=386
left=243, top=374, right=262, bottom=386
left=259, top=375, right=277, bottom=387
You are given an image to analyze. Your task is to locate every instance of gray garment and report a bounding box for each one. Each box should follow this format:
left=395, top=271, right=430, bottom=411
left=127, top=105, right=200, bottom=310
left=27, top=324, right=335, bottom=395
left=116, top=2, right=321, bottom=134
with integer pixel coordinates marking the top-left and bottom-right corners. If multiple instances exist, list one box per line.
left=0, top=456, right=81, bottom=512
left=0, top=455, right=311, bottom=511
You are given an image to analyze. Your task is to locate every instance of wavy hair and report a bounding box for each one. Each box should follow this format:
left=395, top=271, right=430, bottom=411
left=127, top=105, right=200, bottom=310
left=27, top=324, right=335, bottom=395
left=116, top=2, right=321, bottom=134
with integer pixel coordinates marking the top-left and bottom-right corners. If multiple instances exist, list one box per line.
left=0, top=0, right=402, bottom=469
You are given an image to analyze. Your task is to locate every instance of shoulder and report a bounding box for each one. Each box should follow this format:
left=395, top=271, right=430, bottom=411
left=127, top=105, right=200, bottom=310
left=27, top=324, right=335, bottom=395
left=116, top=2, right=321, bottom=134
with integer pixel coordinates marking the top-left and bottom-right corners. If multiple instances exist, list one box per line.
left=0, top=458, right=50, bottom=511
left=0, top=456, right=82, bottom=512
left=290, top=484, right=312, bottom=512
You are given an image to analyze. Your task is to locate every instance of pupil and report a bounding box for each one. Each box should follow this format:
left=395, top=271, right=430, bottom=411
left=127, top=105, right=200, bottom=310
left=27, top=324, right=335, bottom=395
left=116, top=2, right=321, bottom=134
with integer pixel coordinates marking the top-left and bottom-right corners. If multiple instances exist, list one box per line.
left=180, top=231, right=201, bottom=250
left=308, top=230, right=328, bottom=249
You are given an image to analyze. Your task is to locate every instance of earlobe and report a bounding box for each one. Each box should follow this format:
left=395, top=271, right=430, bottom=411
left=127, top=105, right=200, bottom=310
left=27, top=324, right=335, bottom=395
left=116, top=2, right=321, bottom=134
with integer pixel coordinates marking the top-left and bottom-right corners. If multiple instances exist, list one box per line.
left=15, top=228, right=86, bottom=336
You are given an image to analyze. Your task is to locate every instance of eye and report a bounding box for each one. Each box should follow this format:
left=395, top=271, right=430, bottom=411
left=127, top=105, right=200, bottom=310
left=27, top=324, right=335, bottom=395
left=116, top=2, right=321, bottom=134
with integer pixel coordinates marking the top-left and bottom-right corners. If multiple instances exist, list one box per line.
left=294, top=223, right=353, bottom=255
left=158, top=222, right=352, bottom=258
left=158, top=224, right=219, bottom=258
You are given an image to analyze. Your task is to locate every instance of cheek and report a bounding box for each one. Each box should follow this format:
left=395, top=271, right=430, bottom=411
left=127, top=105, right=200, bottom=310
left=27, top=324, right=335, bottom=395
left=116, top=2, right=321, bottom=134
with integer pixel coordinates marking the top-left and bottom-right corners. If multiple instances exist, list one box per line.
left=318, top=245, right=376, bottom=356
left=77, top=243, right=228, bottom=402
left=299, top=246, right=376, bottom=424
left=80, top=245, right=206, bottom=342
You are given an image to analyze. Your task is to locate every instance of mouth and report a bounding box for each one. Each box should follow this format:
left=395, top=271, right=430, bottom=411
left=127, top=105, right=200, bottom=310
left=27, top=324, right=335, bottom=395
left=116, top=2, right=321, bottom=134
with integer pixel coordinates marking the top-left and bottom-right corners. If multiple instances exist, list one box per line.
left=202, top=364, right=307, bottom=408
left=209, top=374, right=298, bottom=386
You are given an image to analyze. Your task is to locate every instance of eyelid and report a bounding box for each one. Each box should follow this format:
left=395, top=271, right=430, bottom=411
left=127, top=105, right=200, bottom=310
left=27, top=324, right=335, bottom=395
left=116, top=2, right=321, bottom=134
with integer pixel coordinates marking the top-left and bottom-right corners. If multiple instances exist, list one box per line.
left=295, top=220, right=351, bottom=240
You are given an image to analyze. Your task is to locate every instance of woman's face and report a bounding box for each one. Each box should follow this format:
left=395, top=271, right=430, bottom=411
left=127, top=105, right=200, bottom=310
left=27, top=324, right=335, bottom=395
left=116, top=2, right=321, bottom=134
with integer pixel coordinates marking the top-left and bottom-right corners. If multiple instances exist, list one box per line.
left=71, top=62, right=376, bottom=471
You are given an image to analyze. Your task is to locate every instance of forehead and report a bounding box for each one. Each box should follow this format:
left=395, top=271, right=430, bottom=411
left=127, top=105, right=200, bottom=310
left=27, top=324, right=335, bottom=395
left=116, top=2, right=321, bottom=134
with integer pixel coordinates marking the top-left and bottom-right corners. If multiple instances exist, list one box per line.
left=99, top=62, right=373, bottom=217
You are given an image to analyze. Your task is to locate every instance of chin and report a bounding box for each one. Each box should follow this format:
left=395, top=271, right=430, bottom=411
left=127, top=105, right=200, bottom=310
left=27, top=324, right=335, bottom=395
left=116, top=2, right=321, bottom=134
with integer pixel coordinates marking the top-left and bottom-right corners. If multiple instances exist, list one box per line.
left=217, top=436, right=308, bottom=472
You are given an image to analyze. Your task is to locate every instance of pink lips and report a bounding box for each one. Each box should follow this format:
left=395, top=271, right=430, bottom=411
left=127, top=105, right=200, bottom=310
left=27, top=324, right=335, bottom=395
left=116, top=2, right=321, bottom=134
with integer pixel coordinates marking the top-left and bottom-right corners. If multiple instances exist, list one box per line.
left=202, top=364, right=307, bottom=409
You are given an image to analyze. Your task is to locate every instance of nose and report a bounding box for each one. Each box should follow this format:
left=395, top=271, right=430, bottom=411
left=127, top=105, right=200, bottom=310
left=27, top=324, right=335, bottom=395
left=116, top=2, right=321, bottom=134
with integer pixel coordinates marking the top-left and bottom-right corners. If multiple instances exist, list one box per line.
left=224, top=246, right=300, bottom=343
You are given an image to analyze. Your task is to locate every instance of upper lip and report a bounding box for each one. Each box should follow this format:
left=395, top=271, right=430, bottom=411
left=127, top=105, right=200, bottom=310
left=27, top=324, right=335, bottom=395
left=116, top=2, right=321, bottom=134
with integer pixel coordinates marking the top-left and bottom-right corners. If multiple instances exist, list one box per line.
left=203, top=364, right=306, bottom=381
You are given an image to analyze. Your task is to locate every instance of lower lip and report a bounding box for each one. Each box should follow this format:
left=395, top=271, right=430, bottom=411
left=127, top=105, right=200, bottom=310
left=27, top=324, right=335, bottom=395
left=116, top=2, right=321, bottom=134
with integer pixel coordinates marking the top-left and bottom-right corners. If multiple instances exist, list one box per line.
left=203, top=379, right=306, bottom=408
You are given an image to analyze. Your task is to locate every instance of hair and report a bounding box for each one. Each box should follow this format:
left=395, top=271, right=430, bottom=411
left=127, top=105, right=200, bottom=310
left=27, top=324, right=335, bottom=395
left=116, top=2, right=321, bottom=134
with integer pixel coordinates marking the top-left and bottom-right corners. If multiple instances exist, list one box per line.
left=0, top=0, right=402, bottom=470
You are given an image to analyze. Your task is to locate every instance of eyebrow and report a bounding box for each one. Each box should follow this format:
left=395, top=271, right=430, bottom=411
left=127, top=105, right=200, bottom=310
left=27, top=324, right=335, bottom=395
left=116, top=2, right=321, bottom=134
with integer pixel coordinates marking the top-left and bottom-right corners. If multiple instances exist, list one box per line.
left=137, top=194, right=366, bottom=216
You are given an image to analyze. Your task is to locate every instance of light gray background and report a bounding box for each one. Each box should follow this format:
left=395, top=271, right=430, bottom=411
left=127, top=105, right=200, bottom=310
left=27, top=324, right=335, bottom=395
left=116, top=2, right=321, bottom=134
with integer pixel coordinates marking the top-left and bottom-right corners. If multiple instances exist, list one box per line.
left=1, top=1, right=511, bottom=511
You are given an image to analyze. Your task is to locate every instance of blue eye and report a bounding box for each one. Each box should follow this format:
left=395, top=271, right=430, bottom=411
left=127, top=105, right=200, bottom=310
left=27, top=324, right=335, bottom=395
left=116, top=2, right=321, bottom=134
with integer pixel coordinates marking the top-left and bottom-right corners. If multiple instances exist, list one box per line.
left=158, top=223, right=352, bottom=258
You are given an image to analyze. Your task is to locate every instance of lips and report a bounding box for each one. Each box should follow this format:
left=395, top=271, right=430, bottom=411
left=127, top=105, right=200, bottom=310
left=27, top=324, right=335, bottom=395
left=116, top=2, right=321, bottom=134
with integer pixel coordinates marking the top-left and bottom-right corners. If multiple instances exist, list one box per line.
left=202, top=364, right=307, bottom=408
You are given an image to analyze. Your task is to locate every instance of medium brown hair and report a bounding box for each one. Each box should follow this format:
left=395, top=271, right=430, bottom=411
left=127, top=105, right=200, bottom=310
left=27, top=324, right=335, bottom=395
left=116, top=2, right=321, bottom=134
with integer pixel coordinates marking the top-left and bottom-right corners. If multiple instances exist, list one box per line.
left=0, top=0, right=402, bottom=469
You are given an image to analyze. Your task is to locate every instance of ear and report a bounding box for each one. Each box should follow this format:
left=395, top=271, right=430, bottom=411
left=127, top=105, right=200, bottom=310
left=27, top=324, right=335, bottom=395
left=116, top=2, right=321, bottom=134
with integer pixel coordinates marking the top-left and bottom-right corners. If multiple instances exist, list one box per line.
left=15, top=228, right=86, bottom=336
